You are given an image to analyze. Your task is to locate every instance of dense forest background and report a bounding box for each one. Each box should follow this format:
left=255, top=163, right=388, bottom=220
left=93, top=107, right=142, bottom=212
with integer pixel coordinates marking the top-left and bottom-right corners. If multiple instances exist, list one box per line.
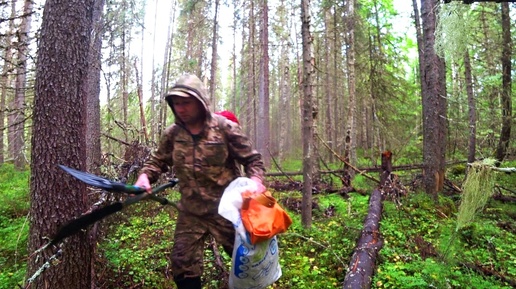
left=1, top=0, right=514, bottom=175
left=0, top=0, right=515, bottom=288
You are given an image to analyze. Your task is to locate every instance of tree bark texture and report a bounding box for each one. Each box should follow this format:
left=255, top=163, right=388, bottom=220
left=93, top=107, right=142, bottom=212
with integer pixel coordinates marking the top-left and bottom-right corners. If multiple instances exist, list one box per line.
left=257, top=0, right=271, bottom=168
left=464, top=49, right=476, bottom=164
left=86, top=0, right=105, bottom=173
left=496, top=2, right=512, bottom=162
left=421, top=0, right=447, bottom=199
left=209, top=0, right=219, bottom=111
left=27, top=0, right=95, bottom=288
left=301, top=0, right=314, bottom=228
left=344, top=0, right=357, bottom=169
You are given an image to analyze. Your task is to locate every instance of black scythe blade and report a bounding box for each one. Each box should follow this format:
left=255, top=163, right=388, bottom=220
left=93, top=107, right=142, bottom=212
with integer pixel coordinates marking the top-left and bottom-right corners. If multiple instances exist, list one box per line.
left=59, top=165, right=144, bottom=193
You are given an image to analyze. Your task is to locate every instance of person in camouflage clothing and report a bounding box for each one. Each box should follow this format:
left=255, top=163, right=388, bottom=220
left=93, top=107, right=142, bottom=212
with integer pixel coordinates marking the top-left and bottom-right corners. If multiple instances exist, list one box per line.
left=135, top=74, right=265, bottom=289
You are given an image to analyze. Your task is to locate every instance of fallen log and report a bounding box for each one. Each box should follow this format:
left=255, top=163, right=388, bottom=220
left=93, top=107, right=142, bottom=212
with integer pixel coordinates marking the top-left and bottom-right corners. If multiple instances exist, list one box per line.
left=342, top=188, right=383, bottom=289
left=342, top=151, right=392, bottom=289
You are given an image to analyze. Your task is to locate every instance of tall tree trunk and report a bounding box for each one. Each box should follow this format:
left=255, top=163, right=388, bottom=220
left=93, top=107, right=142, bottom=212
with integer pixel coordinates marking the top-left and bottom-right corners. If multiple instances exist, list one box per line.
left=332, top=6, right=339, bottom=157
left=420, top=0, right=447, bottom=200
left=159, top=0, right=176, bottom=134
left=27, top=1, right=95, bottom=288
left=257, top=0, right=270, bottom=168
left=479, top=6, right=498, bottom=148
left=135, top=60, right=149, bottom=143
left=0, top=0, right=17, bottom=164
left=464, top=49, right=476, bottom=164
left=344, top=0, right=356, bottom=173
left=11, top=0, right=33, bottom=169
left=150, top=0, right=159, bottom=142
left=496, top=2, right=512, bottom=163
left=278, top=0, right=290, bottom=161
left=324, top=5, right=334, bottom=162
left=412, top=0, right=424, bottom=95
left=245, top=0, right=257, bottom=143
left=210, top=0, right=219, bottom=111
left=86, top=0, right=105, bottom=173
left=121, top=29, right=129, bottom=142
left=85, top=5, right=105, bottom=288
left=231, top=0, right=238, bottom=114
left=301, top=0, right=314, bottom=228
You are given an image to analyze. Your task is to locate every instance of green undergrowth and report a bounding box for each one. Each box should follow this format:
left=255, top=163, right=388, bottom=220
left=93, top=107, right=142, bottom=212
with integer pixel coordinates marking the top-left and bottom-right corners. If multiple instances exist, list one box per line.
left=2, top=162, right=516, bottom=289
left=95, top=190, right=371, bottom=288
left=274, top=192, right=371, bottom=288
left=374, top=192, right=516, bottom=289
left=0, top=164, right=29, bottom=289
left=97, top=203, right=178, bottom=288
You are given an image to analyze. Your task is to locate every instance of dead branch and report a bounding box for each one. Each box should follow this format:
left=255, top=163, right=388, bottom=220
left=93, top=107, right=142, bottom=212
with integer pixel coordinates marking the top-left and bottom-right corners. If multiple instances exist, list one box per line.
left=315, top=134, right=380, bottom=184
left=101, top=133, right=131, bottom=146
left=461, top=261, right=516, bottom=288
left=495, top=185, right=516, bottom=196
left=267, top=147, right=295, bottom=183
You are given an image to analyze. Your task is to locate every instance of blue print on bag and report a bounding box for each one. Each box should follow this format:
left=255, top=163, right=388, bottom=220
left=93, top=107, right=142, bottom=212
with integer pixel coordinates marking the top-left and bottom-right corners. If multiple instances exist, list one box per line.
left=234, top=238, right=252, bottom=278
left=234, top=237, right=279, bottom=280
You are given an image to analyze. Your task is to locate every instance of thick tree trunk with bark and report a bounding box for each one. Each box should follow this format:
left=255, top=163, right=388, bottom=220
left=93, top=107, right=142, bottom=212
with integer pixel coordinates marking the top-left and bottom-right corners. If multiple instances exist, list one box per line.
left=27, top=1, right=95, bottom=288
left=420, top=0, right=447, bottom=200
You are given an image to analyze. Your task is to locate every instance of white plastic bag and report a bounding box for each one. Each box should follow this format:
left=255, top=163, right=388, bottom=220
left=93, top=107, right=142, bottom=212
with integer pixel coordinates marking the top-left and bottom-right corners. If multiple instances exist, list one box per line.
left=218, top=177, right=282, bottom=289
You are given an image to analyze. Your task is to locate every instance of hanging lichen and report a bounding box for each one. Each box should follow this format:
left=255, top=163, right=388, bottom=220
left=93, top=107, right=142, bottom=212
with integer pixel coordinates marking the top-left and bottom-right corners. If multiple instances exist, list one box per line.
left=456, top=158, right=497, bottom=231
left=435, top=2, right=472, bottom=60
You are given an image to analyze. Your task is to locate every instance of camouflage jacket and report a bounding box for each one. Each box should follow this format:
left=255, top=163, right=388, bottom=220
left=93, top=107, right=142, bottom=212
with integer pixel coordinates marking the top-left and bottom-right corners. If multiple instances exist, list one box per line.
left=140, top=75, right=265, bottom=216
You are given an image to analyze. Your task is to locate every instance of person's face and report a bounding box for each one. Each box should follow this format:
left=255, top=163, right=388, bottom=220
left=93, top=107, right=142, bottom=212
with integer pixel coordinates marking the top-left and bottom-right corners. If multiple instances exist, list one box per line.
left=171, top=96, right=203, bottom=124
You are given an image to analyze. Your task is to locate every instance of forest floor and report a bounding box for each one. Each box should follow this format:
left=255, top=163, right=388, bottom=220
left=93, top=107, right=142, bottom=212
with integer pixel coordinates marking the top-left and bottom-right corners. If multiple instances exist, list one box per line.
left=1, top=163, right=516, bottom=289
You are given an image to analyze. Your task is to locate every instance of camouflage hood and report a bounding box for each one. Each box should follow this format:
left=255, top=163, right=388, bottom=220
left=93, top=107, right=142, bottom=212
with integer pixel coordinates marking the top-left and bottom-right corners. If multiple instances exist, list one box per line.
left=165, top=74, right=212, bottom=123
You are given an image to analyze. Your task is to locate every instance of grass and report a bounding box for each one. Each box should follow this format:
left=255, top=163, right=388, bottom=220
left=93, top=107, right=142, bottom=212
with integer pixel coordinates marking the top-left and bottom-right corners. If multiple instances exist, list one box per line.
left=1, top=162, right=515, bottom=288
left=0, top=164, right=30, bottom=289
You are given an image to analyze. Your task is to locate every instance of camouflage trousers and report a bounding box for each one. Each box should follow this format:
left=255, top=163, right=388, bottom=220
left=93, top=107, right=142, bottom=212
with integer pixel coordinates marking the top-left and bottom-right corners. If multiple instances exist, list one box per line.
left=171, top=210, right=235, bottom=279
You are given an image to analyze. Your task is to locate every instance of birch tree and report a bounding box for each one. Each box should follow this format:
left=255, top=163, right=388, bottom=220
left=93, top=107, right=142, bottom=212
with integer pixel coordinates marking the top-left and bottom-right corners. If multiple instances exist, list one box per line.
left=0, top=0, right=17, bottom=164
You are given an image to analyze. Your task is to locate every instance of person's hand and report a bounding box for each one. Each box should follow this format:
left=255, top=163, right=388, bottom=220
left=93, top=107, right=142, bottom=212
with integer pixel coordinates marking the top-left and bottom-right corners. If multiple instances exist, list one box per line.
left=250, top=176, right=266, bottom=194
left=135, top=173, right=152, bottom=194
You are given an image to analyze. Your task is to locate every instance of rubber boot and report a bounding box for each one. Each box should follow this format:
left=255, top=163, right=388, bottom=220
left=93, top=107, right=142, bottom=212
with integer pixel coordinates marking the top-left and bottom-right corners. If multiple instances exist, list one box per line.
left=174, top=275, right=202, bottom=289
